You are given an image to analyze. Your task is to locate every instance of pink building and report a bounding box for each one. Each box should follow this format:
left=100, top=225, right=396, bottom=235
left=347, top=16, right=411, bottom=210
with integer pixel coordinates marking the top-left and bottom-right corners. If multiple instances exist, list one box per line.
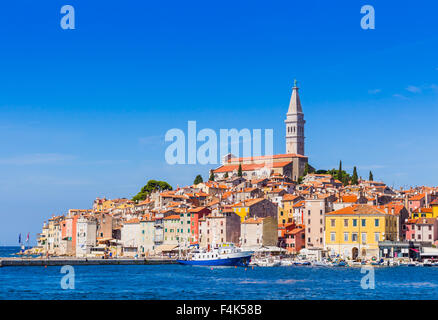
left=405, top=218, right=438, bottom=243
left=408, top=193, right=427, bottom=213
left=284, top=225, right=305, bottom=254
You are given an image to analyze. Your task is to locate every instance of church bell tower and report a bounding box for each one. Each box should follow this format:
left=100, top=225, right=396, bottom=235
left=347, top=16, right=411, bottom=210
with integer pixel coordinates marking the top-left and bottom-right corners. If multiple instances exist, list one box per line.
left=285, top=80, right=305, bottom=155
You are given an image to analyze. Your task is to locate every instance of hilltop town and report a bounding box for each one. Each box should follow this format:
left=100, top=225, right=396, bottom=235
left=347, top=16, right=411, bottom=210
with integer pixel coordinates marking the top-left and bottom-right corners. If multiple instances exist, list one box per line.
left=33, top=82, right=438, bottom=261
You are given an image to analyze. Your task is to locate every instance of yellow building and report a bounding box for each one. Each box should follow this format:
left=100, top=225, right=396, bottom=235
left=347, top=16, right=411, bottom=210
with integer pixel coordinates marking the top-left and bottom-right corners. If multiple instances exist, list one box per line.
left=278, top=194, right=302, bottom=224
left=412, top=207, right=435, bottom=219
left=433, top=200, right=438, bottom=218
left=232, top=198, right=277, bottom=222
left=325, top=204, right=398, bottom=259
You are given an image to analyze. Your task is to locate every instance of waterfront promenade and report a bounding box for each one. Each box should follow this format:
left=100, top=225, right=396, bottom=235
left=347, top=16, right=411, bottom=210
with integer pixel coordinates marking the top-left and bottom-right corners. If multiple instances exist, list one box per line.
left=0, top=257, right=177, bottom=267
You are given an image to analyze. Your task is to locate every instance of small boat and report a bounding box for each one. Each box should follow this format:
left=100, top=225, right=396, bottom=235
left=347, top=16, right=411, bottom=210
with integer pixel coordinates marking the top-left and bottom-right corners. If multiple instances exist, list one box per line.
left=256, top=257, right=281, bottom=267
left=332, top=260, right=347, bottom=267
left=280, top=259, right=294, bottom=266
left=312, top=260, right=330, bottom=267
left=294, top=260, right=311, bottom=266
left=177, top=243, right=253, bottom=267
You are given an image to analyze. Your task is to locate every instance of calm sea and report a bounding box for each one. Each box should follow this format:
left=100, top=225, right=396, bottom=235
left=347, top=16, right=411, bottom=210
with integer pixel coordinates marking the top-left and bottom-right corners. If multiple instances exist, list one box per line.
left=1, top=246, right=438, bottom=299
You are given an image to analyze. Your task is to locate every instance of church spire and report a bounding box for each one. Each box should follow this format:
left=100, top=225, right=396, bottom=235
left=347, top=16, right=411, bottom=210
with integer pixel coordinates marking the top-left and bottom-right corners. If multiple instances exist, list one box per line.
left=285, top=79, right=305, bottom=156
left=287, top=79, right=303, bottom=114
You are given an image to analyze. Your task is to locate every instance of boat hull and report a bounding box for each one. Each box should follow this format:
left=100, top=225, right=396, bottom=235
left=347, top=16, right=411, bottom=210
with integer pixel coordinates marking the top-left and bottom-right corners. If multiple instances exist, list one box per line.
left=177, top=255, right=252, bottom=267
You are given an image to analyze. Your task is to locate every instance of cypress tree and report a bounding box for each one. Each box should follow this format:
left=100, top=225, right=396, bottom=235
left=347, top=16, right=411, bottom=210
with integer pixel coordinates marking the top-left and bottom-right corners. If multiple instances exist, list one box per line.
left=351, top=166, right=358, bottom=185
left=237, top=163, right=243, bottom=177
left=337, top=160, right=343, bottom=181
left=209, top=171, right=215, bottom=181
left=369, top=171, right=374, bottom=181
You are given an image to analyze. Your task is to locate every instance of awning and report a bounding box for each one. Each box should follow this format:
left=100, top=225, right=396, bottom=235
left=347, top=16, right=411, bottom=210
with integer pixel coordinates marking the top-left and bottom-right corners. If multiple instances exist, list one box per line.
left=155, top=244, right=178, bottom=252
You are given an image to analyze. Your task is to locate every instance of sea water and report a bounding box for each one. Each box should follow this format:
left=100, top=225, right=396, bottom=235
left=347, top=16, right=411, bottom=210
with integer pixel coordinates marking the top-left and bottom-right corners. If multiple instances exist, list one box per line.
left=1, top=247, right=437, bottom=300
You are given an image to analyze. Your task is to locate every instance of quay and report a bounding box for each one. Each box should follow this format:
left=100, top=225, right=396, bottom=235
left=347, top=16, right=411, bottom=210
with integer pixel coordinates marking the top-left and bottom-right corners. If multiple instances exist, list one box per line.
left=0, top=257, right=178, bottom=267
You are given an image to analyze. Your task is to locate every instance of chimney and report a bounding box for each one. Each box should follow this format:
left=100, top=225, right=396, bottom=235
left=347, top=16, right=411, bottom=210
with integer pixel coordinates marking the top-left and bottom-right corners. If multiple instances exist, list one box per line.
left=391, top=207, right=395, bottom=215
left=385, top=207, right=388, bottom=214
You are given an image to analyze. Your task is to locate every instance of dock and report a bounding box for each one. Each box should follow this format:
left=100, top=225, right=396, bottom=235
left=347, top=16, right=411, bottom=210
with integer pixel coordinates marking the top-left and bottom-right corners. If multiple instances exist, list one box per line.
left=0, top=257, right=178, bottom=267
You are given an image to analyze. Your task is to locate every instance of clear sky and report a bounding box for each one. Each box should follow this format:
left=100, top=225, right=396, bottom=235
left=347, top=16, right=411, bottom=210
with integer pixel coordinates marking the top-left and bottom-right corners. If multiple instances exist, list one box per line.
left=1, top=0, right=437, bottom=245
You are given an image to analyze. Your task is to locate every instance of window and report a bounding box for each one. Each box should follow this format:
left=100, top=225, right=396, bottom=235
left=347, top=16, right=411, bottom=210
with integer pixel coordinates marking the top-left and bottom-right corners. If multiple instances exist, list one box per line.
left=353, top=219, right=357, bottom=227
left=330, top=232, right=336, bottom=242
left=362, top=219, right=366, bottom=227
left=320, top=210, right=323, bottom=215
left=331, top=219, right=335, bottom=227
left=344, top=219, right=348, bottom=227
left=308, top=210, right=311, bottom=216
left=280, top=211, right=283, bottom=216
left=375, top=219, right=379, bottom=227
left=429, top=234, right=432, bottom=240
left=344, top=232, right=349, bottom=242
left=418, top=234, right=421, bottom=240
left=352, top=233, right=358, bottom=242
left=374, top=232, right=380, bottom=242
left=361, top=232, right=367, bottom=243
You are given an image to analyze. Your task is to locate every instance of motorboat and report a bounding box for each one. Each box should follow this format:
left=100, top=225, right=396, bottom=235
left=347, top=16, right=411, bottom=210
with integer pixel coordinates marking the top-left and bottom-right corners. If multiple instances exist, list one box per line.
left=177, top=243, right=253, bottom=267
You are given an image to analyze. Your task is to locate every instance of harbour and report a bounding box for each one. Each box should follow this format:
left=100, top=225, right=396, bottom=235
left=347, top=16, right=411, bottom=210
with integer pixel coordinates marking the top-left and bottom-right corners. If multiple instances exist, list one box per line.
left=1, top=262, right=438, bottom=300
left=0, top=257, right=177, bottom=267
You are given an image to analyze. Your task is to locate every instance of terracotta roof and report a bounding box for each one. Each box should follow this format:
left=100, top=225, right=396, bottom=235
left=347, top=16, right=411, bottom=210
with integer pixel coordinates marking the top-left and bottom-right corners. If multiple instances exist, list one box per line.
left=125, top=218, right=140, bottom=224
left=242, top=217, right=265, bottom=224
left=164, top=215, right=180, bottom=220
left=409, top=193, right=425, bottom=201
left=283, top=194, right=300, bottom=201
left=326, top=204, right=387, bottom=216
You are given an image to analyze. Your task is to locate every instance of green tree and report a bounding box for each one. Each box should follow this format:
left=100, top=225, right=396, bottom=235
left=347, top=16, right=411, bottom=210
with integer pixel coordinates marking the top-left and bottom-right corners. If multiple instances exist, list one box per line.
left=132, top=179, right=173, bottom=202
left=337, top=160, right=343, bottom=181
left=237, top=163, right=243, bottom=177
left=315, top=169, right=328, bottom=174
left=351, top=166, right=358, bottom=185
left=224, top=172, right=229, bottom=179
left=369, top=171, right=374, bottom=181
left=303, top=163, right=310, bottom=176
left=209, top=171, right=215, bottom=181
left=193, top=175, right=203, bottom=185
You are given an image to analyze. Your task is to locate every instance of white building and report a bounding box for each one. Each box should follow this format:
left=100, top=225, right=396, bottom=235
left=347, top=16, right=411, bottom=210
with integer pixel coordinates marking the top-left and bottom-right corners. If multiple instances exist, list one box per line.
left=139, top=218, right=155, bottom=255
left=76, top=217, right=97, bottom=257
left=121, top=218, right=141, bottom=257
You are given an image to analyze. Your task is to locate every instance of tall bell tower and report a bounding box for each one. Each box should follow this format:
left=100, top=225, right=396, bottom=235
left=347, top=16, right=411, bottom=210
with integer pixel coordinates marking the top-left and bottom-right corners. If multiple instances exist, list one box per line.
left=285, top=80, right=305, bottom=155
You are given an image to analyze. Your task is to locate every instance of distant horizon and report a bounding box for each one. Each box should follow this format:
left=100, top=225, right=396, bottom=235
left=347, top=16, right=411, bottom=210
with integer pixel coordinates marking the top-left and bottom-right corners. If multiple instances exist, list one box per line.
left=1, top=0, right=438, bottom=244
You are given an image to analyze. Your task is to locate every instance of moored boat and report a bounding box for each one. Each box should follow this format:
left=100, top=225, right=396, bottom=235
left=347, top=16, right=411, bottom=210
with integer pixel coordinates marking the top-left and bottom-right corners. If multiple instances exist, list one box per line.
left=177, top=243, right=253, bottom=267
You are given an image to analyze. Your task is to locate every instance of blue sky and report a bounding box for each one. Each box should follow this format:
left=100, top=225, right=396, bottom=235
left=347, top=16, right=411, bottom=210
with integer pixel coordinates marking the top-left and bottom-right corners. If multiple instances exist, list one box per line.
left=1, top=0, right=438, bottom=244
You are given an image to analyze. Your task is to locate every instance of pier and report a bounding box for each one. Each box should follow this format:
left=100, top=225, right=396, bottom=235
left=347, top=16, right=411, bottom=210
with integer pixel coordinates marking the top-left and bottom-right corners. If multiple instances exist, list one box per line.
left=0, top=257, right=178, bottom=267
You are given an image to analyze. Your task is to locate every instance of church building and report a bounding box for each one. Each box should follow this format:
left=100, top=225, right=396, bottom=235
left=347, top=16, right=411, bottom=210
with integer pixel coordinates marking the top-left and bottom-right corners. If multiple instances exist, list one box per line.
left=212, top=81, right=308, bottom=182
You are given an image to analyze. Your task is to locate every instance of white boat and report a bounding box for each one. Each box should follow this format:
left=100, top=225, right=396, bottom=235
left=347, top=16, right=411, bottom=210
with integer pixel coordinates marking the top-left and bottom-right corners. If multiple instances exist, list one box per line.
left=280, top=259, right=294, bottom=266
left=255, top=257, right=281, bottom=267
left=177, top=243, right=253, bottom=267
left=293, top=260, right=311, bottom=266
left=312, top=260, right=330, bottom=267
